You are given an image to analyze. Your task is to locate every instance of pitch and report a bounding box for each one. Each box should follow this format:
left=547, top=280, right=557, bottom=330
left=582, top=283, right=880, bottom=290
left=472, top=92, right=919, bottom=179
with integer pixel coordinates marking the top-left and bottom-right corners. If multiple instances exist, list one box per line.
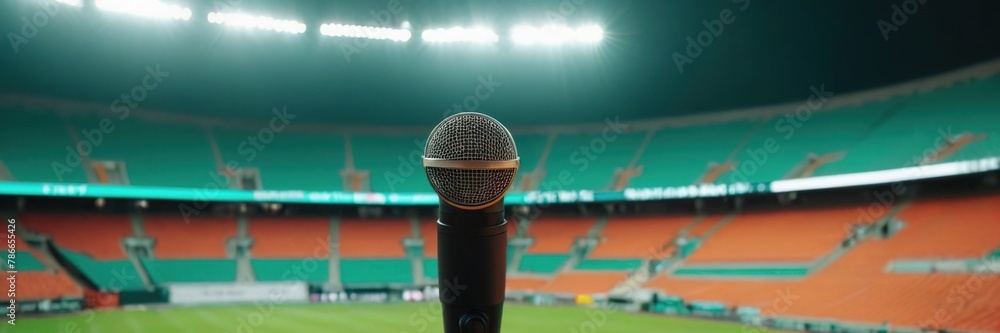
left=10, top=303, right=778, bottom=333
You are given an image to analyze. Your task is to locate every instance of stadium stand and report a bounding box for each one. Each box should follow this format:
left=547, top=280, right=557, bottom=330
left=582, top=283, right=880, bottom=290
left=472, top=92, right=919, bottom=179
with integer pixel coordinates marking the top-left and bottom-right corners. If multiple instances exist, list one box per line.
left=144, top=215, right=236, bottom=259
left=252, top=259, right=330, bottom=282
left=56, top=247, right=146, bottom=291
left=340, top=258, right=413, bottom=285
left=213, top=129, right=346, bottom=191
left=685, top=206, right=863, bottom=263
left=68, top=115, right=216, bottom=188
left=339, top=218, right=410, bottom=258
left=510, top=134, right=550, bottom=191
left=538, top=272, right=629, bottom=295
left=525, top=217, right=595, bottom=253
left=22, top=213, right=132, bottom=260
left=505, top=277, right=549, bottom=292
left=0, top=110, right=88, bottom=183
left=13, top=238, right=83, bottom=300
left=141, top=258, right=237, bottom=284
left=645, top=195, right=1000, bottom=331
left=588, top=215, right=689, bottom=258
left=518, top=254, right=571, bottom=274
left=628, top=120, right=756, bottom=187
left=248, top=217, right=330, bottom=258
left=539, top=132, right=646, bottom=190
left=351, top=134, right=431, bottom=192
left=726, top=101, right=893, bottom=183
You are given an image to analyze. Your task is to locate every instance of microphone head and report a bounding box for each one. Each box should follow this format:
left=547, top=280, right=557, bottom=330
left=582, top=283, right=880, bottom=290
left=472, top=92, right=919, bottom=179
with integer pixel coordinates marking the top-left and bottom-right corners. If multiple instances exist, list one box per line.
left=423, top=112, right=520, bottom=210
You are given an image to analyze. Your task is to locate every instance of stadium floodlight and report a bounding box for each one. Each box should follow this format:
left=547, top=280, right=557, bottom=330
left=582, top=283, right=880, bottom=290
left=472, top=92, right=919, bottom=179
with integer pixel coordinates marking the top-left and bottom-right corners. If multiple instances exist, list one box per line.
left=95, top=0, right=192, bottom=21
left=319, top=23, right=411, bottom=42
left=511, top=24, right=604, bottom=45
left=421, top=27, right=499, bottom=43
left=207, top=12, right=307, bottom=34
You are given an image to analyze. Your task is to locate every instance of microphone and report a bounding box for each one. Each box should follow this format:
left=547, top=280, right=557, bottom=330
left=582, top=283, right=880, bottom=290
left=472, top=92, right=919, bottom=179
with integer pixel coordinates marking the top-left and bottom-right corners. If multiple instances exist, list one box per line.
left=423, top=112, right=519, bottom=333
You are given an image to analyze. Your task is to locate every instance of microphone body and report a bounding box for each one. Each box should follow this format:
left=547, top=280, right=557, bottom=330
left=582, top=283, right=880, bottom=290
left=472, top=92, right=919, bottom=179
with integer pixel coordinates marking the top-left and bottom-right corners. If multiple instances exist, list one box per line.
left=422, top=112, right=519, bottom=333
left=437, top=200, right=506, bottom=333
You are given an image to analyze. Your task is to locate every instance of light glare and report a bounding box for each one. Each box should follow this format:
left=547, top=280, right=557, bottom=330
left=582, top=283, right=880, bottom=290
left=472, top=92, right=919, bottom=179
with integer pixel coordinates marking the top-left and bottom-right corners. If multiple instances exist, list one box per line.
left=207, top=12, right=307, bottom=34
left=512, top=24, right=604, bottom=45
left=96, top=0, right=192, bottom=21
left=421, top=27, right=499, bottom=43
left=320, top=23, right=411, bottom=42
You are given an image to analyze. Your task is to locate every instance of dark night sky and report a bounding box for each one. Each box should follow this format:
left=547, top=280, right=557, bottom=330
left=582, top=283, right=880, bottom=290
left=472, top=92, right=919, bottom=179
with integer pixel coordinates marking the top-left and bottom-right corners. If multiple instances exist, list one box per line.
left=1, top=0, right=998, bottom=126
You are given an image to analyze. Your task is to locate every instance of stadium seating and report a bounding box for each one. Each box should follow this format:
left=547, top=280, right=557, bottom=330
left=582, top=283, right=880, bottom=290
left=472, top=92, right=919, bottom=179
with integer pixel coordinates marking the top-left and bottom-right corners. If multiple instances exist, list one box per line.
left=525, top=217, right=595, bottom=253
left=518, top=254, right=570, bottom=274
left=575, top=259, right=643, bottom=271
left=539, top=132, right=646, bottom=190
left=252, top=259, right=330, bottom=282
left=510, top=134, right=550, bottom=191
left=588, top=215, right=689, bottom=258
left=505, top=277, right=549, bottom=292
left=69, top=115, right=216, bottom=188
left=726, top=101, right=892, bottom=183
left=56, top=247, right=146, bottom=291
left=22, top=213, right=133, bottom=260
left=141, top=259, right=236, bottom=283
left=249, top=217, right=330, bottom=258
left=351, top=135, right=431, bottom=192
left=213, top=129, right=346, bottom=191
left=339, top=218, right=411, bottom=258
left=645, top=196, right=1000, bottom=332
left=629, top=120, right=755, bottom=187
left=13, top=239, right=83, bottom=301
left=144, top=215, right=236, bottom=259
left=0, top=110, right=88, bottom=183
left=685, top=206, right=861, bottom=263
left=537, top=272, right=628, bottom=295
left=340, top=258, right=413, bottom=285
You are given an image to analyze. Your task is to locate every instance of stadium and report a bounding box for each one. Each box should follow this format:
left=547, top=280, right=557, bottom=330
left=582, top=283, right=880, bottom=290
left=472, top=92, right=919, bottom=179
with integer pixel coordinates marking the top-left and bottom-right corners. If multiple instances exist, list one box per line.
left=2, top=0, right=1000, bottom=332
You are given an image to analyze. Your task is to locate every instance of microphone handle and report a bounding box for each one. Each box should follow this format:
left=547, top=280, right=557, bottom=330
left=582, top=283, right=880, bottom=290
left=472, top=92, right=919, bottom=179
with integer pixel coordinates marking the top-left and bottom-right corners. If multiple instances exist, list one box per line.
left=437, top=200, right=507, bottom=333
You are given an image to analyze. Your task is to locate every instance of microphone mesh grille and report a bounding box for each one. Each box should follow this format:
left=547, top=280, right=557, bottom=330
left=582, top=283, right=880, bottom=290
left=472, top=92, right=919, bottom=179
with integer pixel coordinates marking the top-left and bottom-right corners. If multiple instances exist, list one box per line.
left=424, top=113, right=518, bottom=208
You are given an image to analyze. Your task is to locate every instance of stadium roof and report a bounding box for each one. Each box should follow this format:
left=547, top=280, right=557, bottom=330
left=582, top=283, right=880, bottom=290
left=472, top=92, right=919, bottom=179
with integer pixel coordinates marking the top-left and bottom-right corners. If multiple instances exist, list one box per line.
left=2, top=0, right=999, bottom=127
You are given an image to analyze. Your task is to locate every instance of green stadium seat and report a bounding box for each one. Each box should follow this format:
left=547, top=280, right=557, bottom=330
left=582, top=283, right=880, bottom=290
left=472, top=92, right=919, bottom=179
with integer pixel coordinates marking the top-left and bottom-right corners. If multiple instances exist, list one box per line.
left=0, top=110, right=88, bottom=183
left=630, top=121, right=754, bottom=188
left=141, top=258, right=236, bottom=284
left=351, top=135, right=432, bottom=193
left=575, top=259, right=643, bottom=271
left=57, top=247, right=146, bottom=291
left=423, top=258, right=438, bottom=279
left=518, top=254, right=569, bottom=274
left=17, top=251, right=48, bottom=271
left=251, top=259, right=329, bottom=282
left=339, top=258, right=413, bottom=285
left=214, top=129, right=346, bottom=191
left=540, top=132, right=646, bottom=191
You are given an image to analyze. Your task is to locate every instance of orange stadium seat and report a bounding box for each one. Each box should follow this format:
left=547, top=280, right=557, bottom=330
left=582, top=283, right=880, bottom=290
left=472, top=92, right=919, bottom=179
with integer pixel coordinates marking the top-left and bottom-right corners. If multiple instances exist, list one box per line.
left=687, top=214, right=725, bottom=237
left=538, top=272, right=628, bottom=295
left=248, top=217, right=330, bottom=258
left=526, top=217, right=595, bottom=253
left=686, top=207, right=865, bottom=263
left=646, top=196, right=1000, bottom=332
left=420, top=219, right=438, bottom=258
left=505, top=277, right=550, bottom=292
left=18, top=271, right=83, bottom=300
left=589, top=215, right=689, bottom=258
left=339, top=218, right=411, bottom=258
left=21, top=213, right=132, bottom=260
left=144, top=215, right=236, bottom=259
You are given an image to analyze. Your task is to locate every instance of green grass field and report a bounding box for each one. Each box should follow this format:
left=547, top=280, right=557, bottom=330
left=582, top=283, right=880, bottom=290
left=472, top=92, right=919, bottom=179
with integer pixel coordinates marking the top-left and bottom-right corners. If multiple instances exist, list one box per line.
left=8, top=303, right=776, bottom=333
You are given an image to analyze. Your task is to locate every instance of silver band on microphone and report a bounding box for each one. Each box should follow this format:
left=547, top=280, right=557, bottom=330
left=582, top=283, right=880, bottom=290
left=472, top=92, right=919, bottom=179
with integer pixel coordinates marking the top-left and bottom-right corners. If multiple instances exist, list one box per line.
left=422, top=157, right=520, bottom=170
